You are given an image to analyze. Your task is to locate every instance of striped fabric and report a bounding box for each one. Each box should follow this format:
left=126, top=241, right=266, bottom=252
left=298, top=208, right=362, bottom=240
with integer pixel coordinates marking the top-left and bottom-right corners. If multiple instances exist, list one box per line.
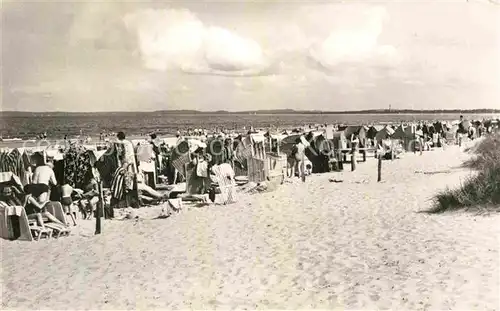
left=0, top=152, right=16, bottom=174
left=0, top=149, right=29, bottom=186
left=171, top=152, right=190, bottom=177
left=9, top=149, right=26, bottom=185
left=0, top=204, right=23, bottom=216
left=110, top=166, right=135, bottom=200
left=110, top=167, right=126, bottom=200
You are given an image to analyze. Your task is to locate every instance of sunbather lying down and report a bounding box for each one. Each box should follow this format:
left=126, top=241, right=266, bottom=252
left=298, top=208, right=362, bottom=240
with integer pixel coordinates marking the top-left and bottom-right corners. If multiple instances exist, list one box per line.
left=137, top=172, right=169, bottom=204
left=0, top=186, right=66, bottom=230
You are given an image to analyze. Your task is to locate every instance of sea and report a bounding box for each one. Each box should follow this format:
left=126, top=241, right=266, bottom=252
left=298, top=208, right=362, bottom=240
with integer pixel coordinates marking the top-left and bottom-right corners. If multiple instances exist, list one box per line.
left=1, top=112, right=498, bottom=149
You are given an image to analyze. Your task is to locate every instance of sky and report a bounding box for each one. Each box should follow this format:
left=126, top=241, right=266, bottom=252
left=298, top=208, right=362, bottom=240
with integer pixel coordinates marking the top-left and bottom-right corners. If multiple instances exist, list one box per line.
left=2, top=0, right=499, bottom=112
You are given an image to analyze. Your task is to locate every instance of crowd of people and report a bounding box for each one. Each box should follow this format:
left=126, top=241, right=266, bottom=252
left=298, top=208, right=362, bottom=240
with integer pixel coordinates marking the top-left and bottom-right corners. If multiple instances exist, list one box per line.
left=1, top=115, right=498, bottom=240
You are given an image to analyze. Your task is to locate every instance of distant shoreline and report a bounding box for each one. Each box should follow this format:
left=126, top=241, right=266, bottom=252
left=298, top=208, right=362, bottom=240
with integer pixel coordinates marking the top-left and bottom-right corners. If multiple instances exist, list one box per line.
left=2, top=111, right=499, bottom=148
left=2, top=109, right=500, bottom=117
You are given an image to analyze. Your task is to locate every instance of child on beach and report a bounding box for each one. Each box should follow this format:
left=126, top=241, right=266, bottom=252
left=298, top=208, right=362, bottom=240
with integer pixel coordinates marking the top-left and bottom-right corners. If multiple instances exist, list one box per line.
left=60, top=183, right=80, bottom=226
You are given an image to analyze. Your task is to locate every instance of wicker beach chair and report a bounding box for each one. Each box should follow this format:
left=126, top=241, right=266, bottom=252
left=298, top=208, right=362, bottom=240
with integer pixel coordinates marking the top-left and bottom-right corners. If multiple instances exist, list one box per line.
left=211, top=163, right=237, bottom=205
left=0, top=173, right=52, bottom=241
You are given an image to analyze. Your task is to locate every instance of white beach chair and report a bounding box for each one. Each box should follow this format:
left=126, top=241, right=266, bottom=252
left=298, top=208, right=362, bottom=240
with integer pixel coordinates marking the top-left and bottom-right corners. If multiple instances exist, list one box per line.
left=211, top=164, right=237, bottom=205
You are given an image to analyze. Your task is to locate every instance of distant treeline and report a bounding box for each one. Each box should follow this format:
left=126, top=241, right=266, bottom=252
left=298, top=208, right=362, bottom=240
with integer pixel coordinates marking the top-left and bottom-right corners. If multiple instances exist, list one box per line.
left=1, top=108, right=500, bottom=117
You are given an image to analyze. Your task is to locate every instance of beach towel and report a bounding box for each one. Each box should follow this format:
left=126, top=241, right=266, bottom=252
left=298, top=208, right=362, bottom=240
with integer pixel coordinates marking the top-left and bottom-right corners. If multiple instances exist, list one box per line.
left=110, top=167, right=128, bottom=200
left=96, top=146, right=120, bottom=188
left=0, top=200, right=33, bottom=241
left=8, top=149, right=26, bottom=184
left=171, top=153, right=190, bottom=178
left=196, top=160, right=208, bottom=178
left=63, top=146, right=94, bottom=188
left=169, top=140, right=191, bottom=177
left=0, top=201, right=23, bottom=216
left=118, top=140, right=137, bottom=173
left=0, top=151, right=24, bottom=178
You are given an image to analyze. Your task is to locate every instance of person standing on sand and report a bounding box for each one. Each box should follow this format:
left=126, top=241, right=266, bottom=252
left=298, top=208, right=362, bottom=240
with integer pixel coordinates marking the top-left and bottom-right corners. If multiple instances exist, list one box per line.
left=457, top=115, right=468, bottom=146
left=60, top=183, right=80, bottom=226
left=150, top=133, right=161, bottom=172
left=116, top=131, right=137, bottom=173
left=291, top=137, right=306, bottom=178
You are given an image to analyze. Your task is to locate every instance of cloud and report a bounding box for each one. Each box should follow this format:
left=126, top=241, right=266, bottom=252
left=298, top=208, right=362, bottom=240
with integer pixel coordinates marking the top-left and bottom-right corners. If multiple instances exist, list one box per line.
left=308, top=7, right=399, bottom=70
left=123, top=6, right=398, bottom=77
left=204, top=27, right=265, bottom=71
left=124, top=8, right=272, bottom=76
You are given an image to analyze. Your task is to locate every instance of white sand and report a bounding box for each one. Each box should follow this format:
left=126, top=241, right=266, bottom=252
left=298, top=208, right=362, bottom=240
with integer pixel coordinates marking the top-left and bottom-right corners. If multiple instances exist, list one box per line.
left=1, top=143, right=499, bottom=310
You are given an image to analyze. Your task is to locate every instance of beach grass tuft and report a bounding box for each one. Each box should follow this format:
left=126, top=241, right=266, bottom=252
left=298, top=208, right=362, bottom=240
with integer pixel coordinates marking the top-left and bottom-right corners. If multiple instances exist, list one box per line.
left=429, top=133, right=500, bottom=213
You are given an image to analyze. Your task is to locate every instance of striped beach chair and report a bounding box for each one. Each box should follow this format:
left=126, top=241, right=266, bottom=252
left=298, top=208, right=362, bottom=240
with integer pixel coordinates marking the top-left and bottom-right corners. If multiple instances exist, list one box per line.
left=211, top=164, right=237, bottom=205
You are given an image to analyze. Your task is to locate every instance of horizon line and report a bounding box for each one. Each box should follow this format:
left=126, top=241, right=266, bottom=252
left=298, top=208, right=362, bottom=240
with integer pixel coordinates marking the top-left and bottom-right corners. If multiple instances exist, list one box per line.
left=2, top=108, right=500, bottom=115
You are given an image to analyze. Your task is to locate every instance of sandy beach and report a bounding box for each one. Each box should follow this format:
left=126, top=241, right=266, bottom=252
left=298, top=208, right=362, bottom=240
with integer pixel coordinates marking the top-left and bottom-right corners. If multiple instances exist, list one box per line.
left=1, top=142, right=499, bottom=310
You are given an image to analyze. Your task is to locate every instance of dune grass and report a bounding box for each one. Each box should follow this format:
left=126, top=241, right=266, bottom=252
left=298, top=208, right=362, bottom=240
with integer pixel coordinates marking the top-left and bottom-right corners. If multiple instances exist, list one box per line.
left=429, top=133, right=500, bottom=213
